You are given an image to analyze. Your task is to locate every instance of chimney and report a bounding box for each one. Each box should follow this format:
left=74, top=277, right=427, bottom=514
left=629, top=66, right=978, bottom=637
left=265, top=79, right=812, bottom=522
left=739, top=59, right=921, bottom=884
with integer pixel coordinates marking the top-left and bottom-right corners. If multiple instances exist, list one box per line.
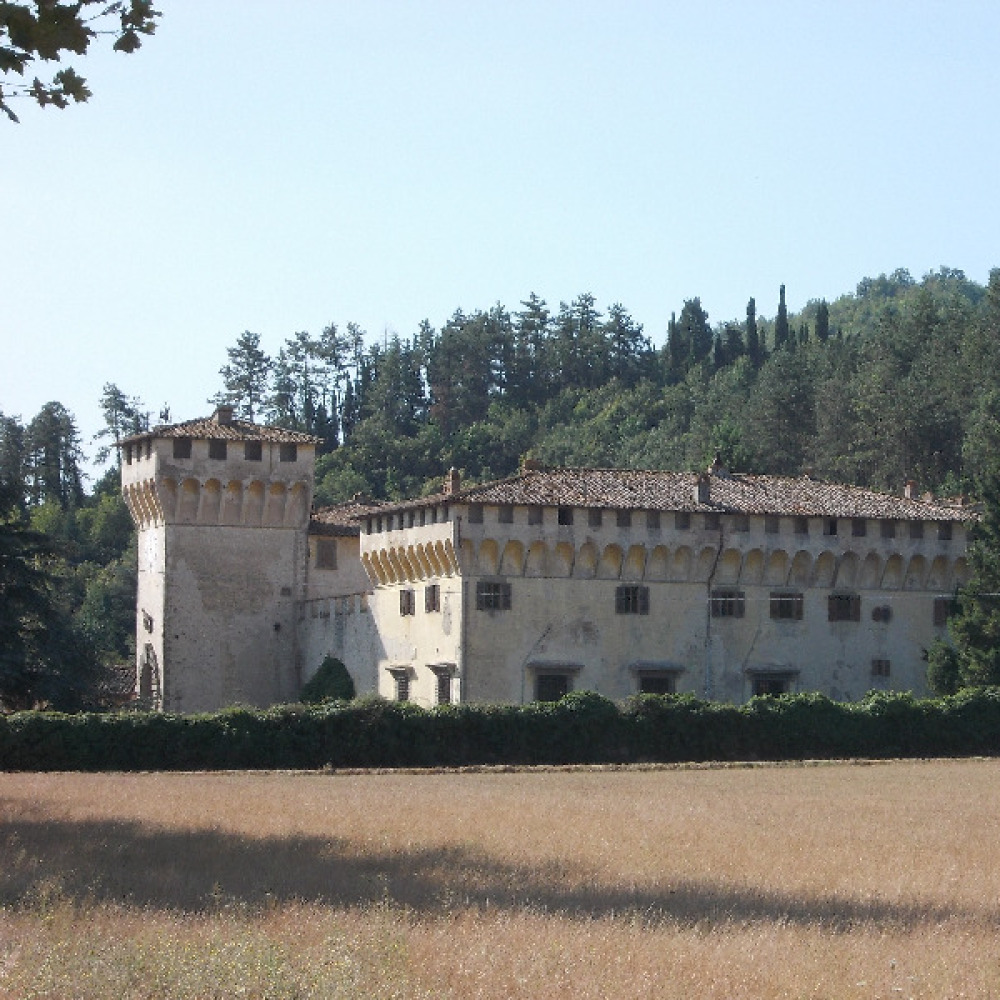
left=443, top=468, right=461, bottom=495
left=695, top=471, right=711, bottom=505
left=709, top=452, right=728, bottom=476
left=214, top=405, right=235, bottom=425
left=521, top=456, right=541, bottom=472
left=904, top=480, right=918, bottom=500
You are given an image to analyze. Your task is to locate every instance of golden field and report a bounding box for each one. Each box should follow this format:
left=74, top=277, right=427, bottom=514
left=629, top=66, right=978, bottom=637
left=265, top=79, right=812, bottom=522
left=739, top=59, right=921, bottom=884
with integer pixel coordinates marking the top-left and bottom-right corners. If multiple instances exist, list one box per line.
left=2, top=759, right=999, bottom=998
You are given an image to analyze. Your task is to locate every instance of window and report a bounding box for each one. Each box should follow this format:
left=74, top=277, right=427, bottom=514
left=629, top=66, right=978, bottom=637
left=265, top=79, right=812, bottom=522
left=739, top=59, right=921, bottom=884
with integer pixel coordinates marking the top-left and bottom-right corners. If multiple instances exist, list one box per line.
left=615, top=584, right=650, bottom=615
left=432, top=666, right=453, bottom=705
left=711, top=589, right=745, bottom=618
left=399, top=589, right=415, bottom=616
left=124, top=444, right=133, bottom=465
left=909, top=521, right=924, bottom=540
left=144, top=439, right=152, bottom=460
left=476, top=581, right=511, bottom=611
left=765, top=515, right=780, bottom=534
left=425, top=584, right=440, bottom=613
left=769, top=592, right=804, bottom=621
left=881, top=520, right=896, bottom=539
left=468, top=503, right=484, bottom=524
left=406, top=511, right=415, bottom=528
left=535, top=672, right=571, bottom=702
left=528, top=506, right=543, bottom=525
left=208, top=440, right=227, bottom=460
left=938, top=522, right=953, bottom=541
left=315, top=538, right=337, bottom=570
left=646, top=510, right=661, bottom=531
left=638, top=671, right=676, bottom=695
left=675, top=512, right=690, bottom=531
left=498, top=505, right=513, bottom=524
left=558, top=506, right=574, bottom=526
left=794, top=517, right=809, bottom=535
left=828, top=593, right=861, bottom=622
left=390, top=669, right=410, bottom=702
left=244, top=441, right=262, bottom=461
left=871, top=605, right=892, bottom=623
left=852, top=518, right=867, bottom=537
left=933, top=596, right=951, bottom=628
left=279, top=443, right=297, bottom=462
left=588, top=508, right=603, bottom=528
left=871, top=659, right=891, bottom=678
left=733, top=514, right=750, bottom=532
left=751, top=672, right=794, bottom=697
left=704, top=512, right=721, bottom=531
left=823, top=518, right=838, bottom=536
left=173, top=437, right=192, bottom=459
left=617, top=510, right=632, bottom=528
left=418, top=509, right=426, bottom=527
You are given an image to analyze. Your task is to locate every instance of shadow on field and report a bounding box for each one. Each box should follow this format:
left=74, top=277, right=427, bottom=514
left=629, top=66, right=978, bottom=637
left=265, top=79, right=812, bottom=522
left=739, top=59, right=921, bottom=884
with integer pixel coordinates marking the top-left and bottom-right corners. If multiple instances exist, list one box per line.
left=0, top=812, right=984, bottom=931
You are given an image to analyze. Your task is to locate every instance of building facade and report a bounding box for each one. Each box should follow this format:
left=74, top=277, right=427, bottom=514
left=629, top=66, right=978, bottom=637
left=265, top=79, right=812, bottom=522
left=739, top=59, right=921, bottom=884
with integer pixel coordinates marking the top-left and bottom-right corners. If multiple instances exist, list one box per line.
left=122, top=413, right=975, bottom=712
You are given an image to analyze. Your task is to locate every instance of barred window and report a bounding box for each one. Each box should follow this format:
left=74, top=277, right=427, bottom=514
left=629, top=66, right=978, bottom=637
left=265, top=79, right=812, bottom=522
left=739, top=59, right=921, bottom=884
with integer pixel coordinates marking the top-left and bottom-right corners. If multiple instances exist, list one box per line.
left=638, top=671, right=676, bottom=695
left=828, top=593, right=861, bottom=622
left=770, top=592, right=804, bottom=621
left=244, top=441, right=262, bottom=461
left=432, top=666, right=453, bottom=705
left=615, top=584, right=649, bottom=615
left=425, top=584, right=441, bottom=613
left=751, top=672, right=794, bottom=697
left=871, top=659, right=891, bottom=678
left=476, top=581, right=511, bottom=611
left=711, top=589, right=745, bottom=618
left=823, top=518, right=838, bottom=536
left=208, top=440, right=227, bottom=460
left=535, top=673, right=570, bottom=702
left=390, top=670, right=410, bottom=702
left=279, top=443, right=297, bottom=462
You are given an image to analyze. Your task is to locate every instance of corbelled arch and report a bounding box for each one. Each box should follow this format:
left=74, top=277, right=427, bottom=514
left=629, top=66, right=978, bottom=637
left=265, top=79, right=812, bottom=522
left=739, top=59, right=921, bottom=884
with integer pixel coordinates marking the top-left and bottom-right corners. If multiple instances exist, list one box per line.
left=860, top=552, right=882, bottom=589
left=789, top=550, right=812, bottom=588
left=553, top=541, right=575, bottom=577
left=904, top=554, right=928, bottom=591
left=882, top=553, right=904, bottom=589
left=646, top=545, right=670, bottom=581
left=598, top=544, right=624, bottom=580
left=764, top=549, right=789, bottom=586
left=501, top=539, right=526, bottom=576
left=714, top=548, right=742, bottom=585
left=741, top=548, right=765, bottom=585
left=525, top=540, right=548, bottom=577
left=574, top=540, right=599, bottom=578
left=623, top=544, right=646, bottom=581
left=812, top=550, right=836, bottom=587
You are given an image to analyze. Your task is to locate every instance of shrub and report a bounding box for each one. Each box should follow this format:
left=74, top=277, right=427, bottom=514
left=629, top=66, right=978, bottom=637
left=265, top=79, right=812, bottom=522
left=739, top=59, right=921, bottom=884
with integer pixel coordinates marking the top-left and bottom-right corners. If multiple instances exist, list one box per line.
left=300, top=656, right=356, bottom=703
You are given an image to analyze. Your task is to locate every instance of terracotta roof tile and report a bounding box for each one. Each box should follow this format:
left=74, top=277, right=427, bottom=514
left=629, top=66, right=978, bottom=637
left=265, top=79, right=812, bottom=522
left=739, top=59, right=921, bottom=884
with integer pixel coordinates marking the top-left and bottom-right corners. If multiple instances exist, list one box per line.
left=121, top=413, right=320, bottom=446
left=365, top=466, right=976, bottom=523
left=311, top=498, right=387, bottom=535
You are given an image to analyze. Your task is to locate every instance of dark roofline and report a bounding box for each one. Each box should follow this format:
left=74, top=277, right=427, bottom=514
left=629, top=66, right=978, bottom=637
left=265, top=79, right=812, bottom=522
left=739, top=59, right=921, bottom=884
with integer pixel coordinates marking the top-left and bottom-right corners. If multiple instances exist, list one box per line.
left=119, top=409, right=321, bottom=446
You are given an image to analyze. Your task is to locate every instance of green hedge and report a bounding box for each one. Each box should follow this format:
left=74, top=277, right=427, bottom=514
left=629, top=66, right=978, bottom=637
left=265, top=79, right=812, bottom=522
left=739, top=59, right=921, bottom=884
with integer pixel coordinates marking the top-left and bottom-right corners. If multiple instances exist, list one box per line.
left=3, top=688, right=1000, bottom=771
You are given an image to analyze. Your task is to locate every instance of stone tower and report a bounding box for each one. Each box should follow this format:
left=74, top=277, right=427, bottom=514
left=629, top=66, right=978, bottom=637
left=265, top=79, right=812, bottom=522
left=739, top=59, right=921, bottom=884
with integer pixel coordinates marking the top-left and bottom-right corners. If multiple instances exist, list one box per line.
left=120, top=407, right=319, bottom=712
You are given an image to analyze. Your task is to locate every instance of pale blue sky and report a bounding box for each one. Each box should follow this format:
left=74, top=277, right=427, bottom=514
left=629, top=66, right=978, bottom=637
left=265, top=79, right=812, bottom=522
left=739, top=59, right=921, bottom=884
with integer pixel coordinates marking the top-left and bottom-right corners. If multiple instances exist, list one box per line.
left=3, top=1, right=999, bottom=478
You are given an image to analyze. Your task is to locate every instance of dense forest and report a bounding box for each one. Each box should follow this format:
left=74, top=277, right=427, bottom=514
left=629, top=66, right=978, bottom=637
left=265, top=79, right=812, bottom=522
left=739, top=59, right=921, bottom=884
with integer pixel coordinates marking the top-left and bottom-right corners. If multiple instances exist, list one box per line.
left=3, top=265, right=1000, bottom=708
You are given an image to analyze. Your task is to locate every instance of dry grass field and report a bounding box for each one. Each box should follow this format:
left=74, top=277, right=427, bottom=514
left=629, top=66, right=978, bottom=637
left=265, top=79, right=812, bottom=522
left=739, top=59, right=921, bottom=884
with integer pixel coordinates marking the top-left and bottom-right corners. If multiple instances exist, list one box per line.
left=2, top=760, right=999, bottom=998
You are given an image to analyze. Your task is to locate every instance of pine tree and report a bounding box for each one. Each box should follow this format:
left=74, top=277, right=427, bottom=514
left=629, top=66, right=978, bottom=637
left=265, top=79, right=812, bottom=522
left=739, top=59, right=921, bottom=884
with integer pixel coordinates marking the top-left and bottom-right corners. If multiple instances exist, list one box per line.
left=774, top=284, right=790, bottom=350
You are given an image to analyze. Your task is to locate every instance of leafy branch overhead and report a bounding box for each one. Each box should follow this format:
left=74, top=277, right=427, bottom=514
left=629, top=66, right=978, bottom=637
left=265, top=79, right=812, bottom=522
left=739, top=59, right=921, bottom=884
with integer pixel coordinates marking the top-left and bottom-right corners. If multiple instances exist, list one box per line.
left=0, top=0, right=159, bottom=122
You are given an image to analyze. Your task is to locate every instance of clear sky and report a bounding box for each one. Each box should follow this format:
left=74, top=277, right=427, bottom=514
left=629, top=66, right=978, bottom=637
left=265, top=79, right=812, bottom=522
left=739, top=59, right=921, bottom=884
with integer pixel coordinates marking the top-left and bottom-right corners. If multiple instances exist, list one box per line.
left=3, top=1, right=999, bottom=480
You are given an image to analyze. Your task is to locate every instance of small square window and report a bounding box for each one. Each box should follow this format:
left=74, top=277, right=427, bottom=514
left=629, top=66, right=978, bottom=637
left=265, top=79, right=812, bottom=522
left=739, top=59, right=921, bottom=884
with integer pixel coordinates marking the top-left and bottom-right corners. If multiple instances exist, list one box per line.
left=675, top=512, right=691, bottom=531
left=871, top=659, right=891, bottom=678
left=558, top=506, right=574, bottom=526
left=390, top=670, right=410, bottom=702
left=433, top=667, right=453, bottom=705
left=535, top=673, right=570, bottom=702
left=528, top=506, right=543, bottom=525
left=646, top=510, right=661, bottom=531
left=244, top=441, right=262, bottom=461
left=909, top=521, right=924, bottom=540
left=615, top=584, right=649, bottom=615
left=279, top=443, right=298, bottom=462
left=617, top=510, right=632, bottom=529
left=938, top=522, right=953, bottom=541
left=124, top=444, right=133, bottom=465
left=208, top=440, right=227, bottom=460
left=769, top=592, right=804, bottom=620
left=881, top=520, right=896, bottom=539
left=498, top=505, right=513, bottom=524
left=399, top=589, right=415, bottom=616
left=704, top=512, right=721, bottom=531
left=794, top=517, right=809, bottom=535
left=852, top=518, right=867, bottom=537
left=711, top=589, right=745, bottom=618
left=173, top=437, right=192, bottom=459
left=765, top=515, right=780, bottom=534
left=588, top=508, right=603, bottom=528
left=823, top=518, right=838, bottom=536
left=476, top=581, right=511, bottom=611
left=468, top=504, right=484, bottom=524
left=638, top=672, right=676, bottom=695
left=751, top=673, right=794, bottom=697
left=732, top=514, right=750, bottom=532
left=425, top=584, right=441, bottom=613
left=828, top=593, right=861, bottom=622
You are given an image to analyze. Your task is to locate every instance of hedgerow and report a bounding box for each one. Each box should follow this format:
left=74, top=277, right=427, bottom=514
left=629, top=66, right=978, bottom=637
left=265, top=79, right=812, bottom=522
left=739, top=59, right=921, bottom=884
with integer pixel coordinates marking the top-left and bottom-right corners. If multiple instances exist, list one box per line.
left=3, top=688, right=1000, bottom=771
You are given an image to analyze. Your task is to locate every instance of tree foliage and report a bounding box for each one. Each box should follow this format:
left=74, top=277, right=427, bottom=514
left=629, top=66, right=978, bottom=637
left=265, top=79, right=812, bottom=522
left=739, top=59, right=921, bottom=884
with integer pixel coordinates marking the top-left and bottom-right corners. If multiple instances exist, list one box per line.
left=1, top=0, right=159, bottom=122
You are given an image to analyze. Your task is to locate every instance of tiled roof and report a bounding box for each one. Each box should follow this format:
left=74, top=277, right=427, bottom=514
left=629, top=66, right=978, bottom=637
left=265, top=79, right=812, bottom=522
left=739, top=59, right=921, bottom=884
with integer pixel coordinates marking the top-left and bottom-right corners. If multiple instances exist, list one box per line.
left=366, top=466, right=976, bottom=523
left=120, top=412, right=320, bottom=446
left=311, top=498, right=386, bottom=535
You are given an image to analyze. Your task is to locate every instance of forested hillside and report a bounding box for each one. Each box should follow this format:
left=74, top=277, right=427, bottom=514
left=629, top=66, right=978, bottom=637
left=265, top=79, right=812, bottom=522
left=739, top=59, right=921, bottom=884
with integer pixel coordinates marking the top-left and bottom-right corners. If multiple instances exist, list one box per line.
left=2, top=265, right=998, bottom=708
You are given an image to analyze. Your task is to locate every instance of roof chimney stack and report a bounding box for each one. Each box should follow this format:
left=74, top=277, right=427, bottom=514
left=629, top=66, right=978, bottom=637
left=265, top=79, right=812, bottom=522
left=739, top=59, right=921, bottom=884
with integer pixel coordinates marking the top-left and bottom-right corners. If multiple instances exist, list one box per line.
left=214, top=405, right=235, bottom=425
left=443, top=468, right=461, bottom=495
left=904, top=479, right=918, bottom=500
left=695, top=471, right=711, bottom=505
